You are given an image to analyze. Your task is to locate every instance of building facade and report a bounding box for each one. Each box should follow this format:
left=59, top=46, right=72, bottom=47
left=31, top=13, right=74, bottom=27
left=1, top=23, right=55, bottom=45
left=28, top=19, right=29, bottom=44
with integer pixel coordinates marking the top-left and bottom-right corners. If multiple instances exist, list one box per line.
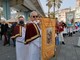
left=74, top=0, right=80, bottom=22
left=75, top=7, right=80, bottom=22
left=76, top=0, right=80, bottom=7
left=55, top=8, right=71, bottom=22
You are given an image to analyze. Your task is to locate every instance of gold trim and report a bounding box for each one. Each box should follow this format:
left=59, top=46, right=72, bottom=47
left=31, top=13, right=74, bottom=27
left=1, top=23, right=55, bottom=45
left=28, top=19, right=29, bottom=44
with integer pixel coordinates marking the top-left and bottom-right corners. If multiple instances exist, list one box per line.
left=11, top=26, right=22, bottom=39
left=34, top=23, right=40, bottom=35
left=24, top=24, right=40, bottom=44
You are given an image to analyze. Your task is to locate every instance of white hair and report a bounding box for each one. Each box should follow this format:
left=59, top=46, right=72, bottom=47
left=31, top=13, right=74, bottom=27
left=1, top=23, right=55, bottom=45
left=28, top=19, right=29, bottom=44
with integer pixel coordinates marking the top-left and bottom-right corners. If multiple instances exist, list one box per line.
left=30, top=11, right=38, bottom=17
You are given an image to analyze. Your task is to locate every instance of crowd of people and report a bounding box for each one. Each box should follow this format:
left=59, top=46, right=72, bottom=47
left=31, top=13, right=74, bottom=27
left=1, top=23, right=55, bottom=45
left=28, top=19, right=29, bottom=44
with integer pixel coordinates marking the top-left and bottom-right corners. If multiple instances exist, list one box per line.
left=0, top=10, right=80, bottom=60
left=0, top=11, right=41, bottom=60
left=0, top=20, right=16, bottom=46
left=56, top=19, right=80, bottom=45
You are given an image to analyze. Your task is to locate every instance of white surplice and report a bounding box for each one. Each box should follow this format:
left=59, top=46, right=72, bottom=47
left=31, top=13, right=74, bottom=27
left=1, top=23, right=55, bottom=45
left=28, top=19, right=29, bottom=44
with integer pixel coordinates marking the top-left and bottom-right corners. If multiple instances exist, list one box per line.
left=63, top=27, right=67, bottom=34
left=25, top=20, right=41, bottom=60
left=59, top=32, right=64, bottom=42
left=16, top=27, right=29, bottom=60
left=28, top=37, right=41, bottom=60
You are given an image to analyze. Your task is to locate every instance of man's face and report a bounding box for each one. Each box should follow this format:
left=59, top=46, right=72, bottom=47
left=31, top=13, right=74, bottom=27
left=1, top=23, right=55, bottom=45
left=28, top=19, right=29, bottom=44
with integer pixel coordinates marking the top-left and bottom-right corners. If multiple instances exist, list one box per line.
left=18, top=17, right=24, bottom=25
left=30, top=12, right=38, bottom=21
left=19, top=17, right=24, bottom=21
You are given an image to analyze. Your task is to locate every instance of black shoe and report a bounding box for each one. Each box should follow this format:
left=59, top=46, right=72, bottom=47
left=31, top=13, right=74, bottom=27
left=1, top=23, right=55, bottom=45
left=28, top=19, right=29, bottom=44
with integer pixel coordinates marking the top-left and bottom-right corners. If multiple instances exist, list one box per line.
left=62, top=42, right=65, bottom=45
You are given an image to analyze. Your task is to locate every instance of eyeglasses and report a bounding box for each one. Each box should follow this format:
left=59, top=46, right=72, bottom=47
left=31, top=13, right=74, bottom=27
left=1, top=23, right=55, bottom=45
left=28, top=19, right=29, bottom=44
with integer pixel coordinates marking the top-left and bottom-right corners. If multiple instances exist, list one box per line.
left=32, top=16, right=38, bottom=18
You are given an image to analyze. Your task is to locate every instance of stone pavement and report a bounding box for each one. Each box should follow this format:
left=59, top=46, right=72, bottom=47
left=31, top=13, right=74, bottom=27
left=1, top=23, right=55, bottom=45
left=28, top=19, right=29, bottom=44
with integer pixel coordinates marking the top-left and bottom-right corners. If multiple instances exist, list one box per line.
left=51, top=32, right=80, bottom=60
left=0, top=32, right=80, bottom=60
left=0, top=39, right=16, bottom=60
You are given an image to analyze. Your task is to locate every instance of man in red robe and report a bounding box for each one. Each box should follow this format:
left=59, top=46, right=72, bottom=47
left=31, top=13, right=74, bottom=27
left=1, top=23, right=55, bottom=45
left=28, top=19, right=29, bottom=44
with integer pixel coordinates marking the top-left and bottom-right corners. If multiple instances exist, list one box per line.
left=25, top=11, right=41, bottom=60
left=11, top=11, right=41, bottom=60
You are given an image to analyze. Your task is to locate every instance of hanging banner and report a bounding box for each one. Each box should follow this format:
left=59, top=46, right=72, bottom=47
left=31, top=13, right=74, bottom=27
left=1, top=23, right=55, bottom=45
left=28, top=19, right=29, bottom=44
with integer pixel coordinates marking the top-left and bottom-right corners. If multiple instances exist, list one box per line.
left=41, top=18, right=56, bottom=60
left=66, top=11, right=74, bottom=27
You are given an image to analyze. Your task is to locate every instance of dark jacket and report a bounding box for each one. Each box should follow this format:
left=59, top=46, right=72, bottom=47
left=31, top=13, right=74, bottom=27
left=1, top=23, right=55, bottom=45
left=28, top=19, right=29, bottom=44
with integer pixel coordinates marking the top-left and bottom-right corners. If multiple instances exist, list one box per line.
left=1, top=23, right=8, bottom=34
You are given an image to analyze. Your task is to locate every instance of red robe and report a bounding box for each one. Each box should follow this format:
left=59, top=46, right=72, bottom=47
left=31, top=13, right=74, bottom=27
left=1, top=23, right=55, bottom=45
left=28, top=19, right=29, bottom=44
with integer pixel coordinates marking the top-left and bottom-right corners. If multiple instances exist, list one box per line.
left=11, top=23, right=40, bottom=44
left=56, top=22, right=64, bottom=33
left=11, top=25, right=22, bottom=39
left=24, top=23, right=40, bottom=44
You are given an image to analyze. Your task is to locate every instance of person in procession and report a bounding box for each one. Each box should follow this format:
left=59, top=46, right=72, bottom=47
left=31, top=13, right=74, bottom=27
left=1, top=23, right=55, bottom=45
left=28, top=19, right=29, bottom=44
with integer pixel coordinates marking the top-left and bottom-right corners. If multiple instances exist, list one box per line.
left=11, top=11, right=41, bottom=60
